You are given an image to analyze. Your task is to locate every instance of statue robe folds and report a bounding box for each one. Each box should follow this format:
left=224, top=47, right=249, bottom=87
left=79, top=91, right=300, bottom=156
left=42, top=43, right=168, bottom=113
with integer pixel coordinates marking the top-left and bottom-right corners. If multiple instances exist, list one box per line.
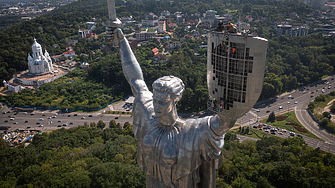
left=133, top=89, right=224, bottom=188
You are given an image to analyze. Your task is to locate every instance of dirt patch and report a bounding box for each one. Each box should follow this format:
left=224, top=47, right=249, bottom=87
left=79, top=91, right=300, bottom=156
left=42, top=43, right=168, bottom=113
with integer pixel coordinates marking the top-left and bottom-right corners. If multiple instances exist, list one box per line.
left=322, top=98, right=335, bottom=123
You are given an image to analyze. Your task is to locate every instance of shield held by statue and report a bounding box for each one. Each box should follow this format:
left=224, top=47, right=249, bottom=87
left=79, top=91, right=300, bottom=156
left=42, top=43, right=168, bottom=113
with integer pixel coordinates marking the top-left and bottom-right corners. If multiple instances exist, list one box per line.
left=207, top=32, right=268, bottom=117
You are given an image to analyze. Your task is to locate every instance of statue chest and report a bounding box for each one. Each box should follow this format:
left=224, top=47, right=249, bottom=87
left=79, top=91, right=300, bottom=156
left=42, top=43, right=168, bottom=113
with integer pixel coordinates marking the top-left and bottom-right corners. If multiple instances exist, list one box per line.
left=142, top=125, right=180, bottom=166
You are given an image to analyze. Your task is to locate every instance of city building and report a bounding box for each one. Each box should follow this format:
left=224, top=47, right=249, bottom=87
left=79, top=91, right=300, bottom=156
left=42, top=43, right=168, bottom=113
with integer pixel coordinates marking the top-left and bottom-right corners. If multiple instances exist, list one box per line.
left=141, top=12, right=159, bottom=27
left=167, top=41, right=181, bottom=50
left=235, top=21, right=250, bottom=33
left=78, top=29, right=90, bottom=38
left=157, top=20, right=166, bottom=33
left=86, top=22, right=96, bottom=30
left=276, top=25, right=309, bottom=36
left=202, top=10, right=217, bottom=25
left=80, top=62, right=89, bottom=69
left=27, top=38, right=53, bottom=75
left=152, top=47, right=159, bottom=56
left=7, top=83, right=22, bottom=93
left=207, top=32, right=268, bottom=113
left=128, top=38, right=138, bottom=48
left=134, top=24, right=157, bottom=41
left=66, top=39, right=78, bottom=46
left=161, top=10, right=170, bottom=16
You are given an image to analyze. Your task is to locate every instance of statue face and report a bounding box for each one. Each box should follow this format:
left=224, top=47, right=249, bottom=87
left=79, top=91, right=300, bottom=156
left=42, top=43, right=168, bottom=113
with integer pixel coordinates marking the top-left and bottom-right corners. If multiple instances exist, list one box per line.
left=153, top=90, right=175, bottom=117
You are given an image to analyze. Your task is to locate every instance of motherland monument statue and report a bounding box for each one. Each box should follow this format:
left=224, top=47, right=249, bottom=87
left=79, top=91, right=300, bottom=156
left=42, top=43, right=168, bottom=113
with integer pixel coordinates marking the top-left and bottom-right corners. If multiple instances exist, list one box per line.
left=106, top=0, right=267, bottom=187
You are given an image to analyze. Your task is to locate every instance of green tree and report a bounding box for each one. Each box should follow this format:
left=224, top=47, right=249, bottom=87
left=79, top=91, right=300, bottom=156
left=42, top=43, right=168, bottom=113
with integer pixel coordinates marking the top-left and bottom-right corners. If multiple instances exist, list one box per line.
left=109, top=120, right=116, bottom=128
left=319, top=117, right=329, bottom=127
left=97, top=120, right=106, bottom=130
left=90, top=122, right=96, bottom=127
left=116, top=123, right=122, bottom=129
left=124, top=121, right=131, bottom=129
left=268, top=111, right=276, bottom=122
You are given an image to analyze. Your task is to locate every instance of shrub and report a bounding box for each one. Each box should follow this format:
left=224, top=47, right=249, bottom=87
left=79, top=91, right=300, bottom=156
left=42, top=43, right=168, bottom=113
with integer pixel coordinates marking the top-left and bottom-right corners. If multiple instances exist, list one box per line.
left=294, top=126, right=308, bottom=133
left=322, top=112, right=331, bottom=119
left=276, top=116, right=288, bottom=121
left=319, top=117, right=329, bottom=127
left=315, top=94, right=326, bottom=102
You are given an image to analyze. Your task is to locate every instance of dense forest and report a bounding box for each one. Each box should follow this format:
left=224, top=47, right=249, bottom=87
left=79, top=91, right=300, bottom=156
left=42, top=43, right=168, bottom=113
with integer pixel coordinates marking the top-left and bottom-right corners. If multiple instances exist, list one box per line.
left=1, top=0, right=335, bottom=110
left=1, top=126, right=334, bottom=187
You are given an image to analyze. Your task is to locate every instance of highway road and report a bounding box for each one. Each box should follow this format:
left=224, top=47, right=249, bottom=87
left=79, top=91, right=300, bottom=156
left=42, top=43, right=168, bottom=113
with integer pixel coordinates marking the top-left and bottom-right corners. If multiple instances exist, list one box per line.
left=1, top=75, right=335, bottom=151
left=0, top=104, right=133, bottom=132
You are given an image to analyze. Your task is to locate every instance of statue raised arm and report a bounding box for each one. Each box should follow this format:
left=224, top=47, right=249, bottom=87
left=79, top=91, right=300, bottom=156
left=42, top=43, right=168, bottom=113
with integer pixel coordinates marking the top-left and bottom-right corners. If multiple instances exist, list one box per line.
left=108, top=28, right=266, bottom=188
left=109, top=28, right=148, bottom=96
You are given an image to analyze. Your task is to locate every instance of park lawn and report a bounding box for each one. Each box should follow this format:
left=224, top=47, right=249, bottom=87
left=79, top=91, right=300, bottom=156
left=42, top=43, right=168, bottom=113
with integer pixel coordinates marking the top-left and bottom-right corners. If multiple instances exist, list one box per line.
left=260, top=112, right=323, bottom=141
left=141, top=27, right=146, bottom=31
left=313, top=94, right=335, bottom=113
left=147, top=28, right=156, bottom=32
left=230, top=127, right=280, bottom=140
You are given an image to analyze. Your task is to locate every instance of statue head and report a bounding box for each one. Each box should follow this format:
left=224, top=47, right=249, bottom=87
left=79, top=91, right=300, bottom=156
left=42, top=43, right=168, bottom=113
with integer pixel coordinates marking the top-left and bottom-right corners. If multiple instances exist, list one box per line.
left=152, top=76, right=184, bottom=117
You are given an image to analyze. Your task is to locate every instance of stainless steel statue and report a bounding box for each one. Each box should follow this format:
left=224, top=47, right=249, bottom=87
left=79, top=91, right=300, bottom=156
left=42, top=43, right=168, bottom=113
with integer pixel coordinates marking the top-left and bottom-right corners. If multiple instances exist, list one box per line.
left=106, top=1, right=267, bottom=187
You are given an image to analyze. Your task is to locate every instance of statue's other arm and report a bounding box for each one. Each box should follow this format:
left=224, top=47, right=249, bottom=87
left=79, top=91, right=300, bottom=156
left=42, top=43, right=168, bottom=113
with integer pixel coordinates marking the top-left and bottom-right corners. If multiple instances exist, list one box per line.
left=209, top=107, right=249, bottom=136
left=112, top=28, right=148, bottom=96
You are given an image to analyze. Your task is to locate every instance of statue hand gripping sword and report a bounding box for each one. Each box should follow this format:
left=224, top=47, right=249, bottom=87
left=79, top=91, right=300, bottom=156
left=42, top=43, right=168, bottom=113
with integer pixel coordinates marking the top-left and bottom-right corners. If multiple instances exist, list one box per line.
left=106, top=1, right=267, bottom=187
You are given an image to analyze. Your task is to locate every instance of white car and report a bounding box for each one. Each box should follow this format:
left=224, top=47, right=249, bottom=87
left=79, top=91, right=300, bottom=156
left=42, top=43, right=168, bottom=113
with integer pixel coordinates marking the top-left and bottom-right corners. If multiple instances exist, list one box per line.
left=39, top=118, right=44, bottom=121
left=52, top=116, right=56, bottom=118
left=47, top=117, right=51, bottom=119
left=278, top=132, right=283, bottom=135
left=279, top=106, right=283, bottom=109
left=10, top=118, right=14, bottom=120
left=13, top=122, right=18, bottom=124
left=38, top=125, right=44, bottom=127
left=303, top=91, right=306, bottom=94
left=294, top=101, right=298, bottom=104
left=288, top=95, right=292, bottom=98
left=190, top=115, right=194, bottom=118
left=81, top=117, right=85, bottom=119
left=23, top=112, right=27, bottom=114
left=287, top=102, right=290, bottom=104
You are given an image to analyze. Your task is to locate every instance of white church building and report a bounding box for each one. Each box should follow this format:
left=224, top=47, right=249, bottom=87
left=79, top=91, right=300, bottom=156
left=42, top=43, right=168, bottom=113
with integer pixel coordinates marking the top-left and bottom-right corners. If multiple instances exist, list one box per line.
left=27, top=38, right=53, bottom=75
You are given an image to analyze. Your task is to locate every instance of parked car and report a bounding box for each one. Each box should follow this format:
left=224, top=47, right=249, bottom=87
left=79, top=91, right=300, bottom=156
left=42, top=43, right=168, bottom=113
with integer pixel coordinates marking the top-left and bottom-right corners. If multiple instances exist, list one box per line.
left=297, top=134, right=303, bottom=138
left=25, top=120, right=28, bottom=123
left=57, top=125, right=61, bottom=127
left=74, top=114, right=77, bottom=116
left=279, top=106, right=283, bottom=109
left=266, top=110, right=270, bottom=113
